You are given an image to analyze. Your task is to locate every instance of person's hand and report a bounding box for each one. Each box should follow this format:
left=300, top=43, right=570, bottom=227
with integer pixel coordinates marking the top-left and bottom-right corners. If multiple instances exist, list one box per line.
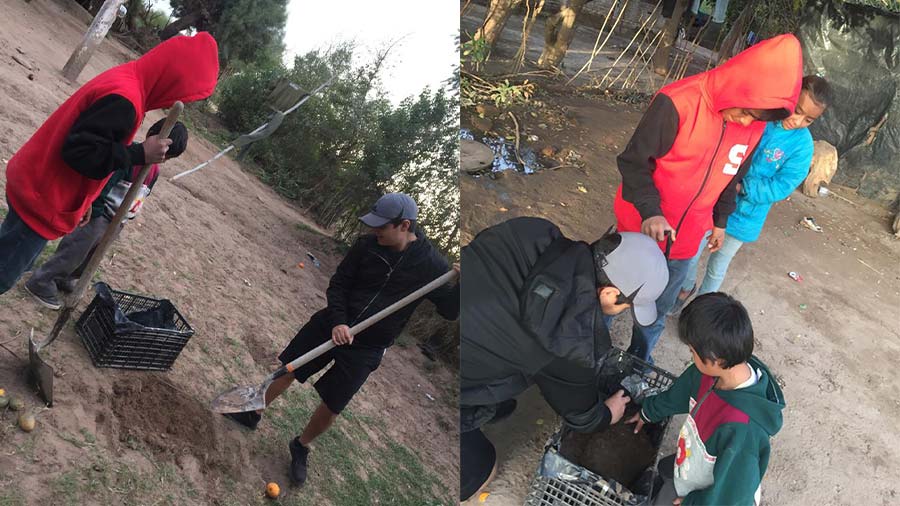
left=604, top=389, right=631, bottom=424
left=707, top=227, right=726, bottom=252
left=142, top=135, right=172, bottom=164
left=78, top=205, right=92, bottom=227
left=673, top=497, right=684, bottom=505
left=625, top=411, right=646, bottom=434
left=735, top=182, right=743, bottom=193
left=331, top=324, right=353, bottom=346
left=641, top=216, right=676, bottom=242
left=451, top=263, right=460, bottom=283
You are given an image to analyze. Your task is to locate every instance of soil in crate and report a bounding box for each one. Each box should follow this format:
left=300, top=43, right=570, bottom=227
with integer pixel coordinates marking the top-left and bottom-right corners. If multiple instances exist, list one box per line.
left=558, top=405, right=659, bottom=488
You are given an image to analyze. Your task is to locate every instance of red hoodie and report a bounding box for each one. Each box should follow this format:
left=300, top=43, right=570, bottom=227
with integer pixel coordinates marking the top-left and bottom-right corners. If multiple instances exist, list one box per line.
left=5, top=33, right=218, bottom=240
left=613, top=34, right=802, bottom=260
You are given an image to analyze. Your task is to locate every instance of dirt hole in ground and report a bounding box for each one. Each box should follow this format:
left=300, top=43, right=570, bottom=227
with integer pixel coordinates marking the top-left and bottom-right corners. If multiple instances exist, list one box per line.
left=559, top=404, right=662, bottom=489
left=107, top=376, right=243, bottom=474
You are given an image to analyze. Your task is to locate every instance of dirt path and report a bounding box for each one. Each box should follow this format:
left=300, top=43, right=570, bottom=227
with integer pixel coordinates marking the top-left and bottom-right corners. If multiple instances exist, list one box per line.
left=462, top=88, right=900, bottom=505
left=0, top=1, right=458, bottom=504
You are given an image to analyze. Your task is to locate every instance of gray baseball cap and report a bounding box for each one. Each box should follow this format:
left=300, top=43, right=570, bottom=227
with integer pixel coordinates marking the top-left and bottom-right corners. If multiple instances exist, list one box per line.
left=359, top=192, right=418, bottom=228
left=598, top=232, right=669, bottom=326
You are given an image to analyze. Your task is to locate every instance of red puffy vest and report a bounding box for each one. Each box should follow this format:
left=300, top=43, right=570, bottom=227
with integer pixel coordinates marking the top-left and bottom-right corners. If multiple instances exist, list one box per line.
left=614, top=34, right=802, bottom=259
left=5, top=33, right=218, bottom=240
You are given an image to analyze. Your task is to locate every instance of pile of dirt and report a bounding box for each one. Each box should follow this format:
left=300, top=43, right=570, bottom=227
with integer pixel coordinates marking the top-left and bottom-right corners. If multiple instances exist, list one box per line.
left=558, top=405, right=659, bottom=488
left=103, top=377, right=243, bottom=474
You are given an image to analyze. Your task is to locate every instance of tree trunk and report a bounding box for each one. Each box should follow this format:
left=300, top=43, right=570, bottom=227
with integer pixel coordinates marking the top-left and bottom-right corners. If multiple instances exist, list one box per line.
left=716, top=0, right=758, bottom=65
left=537, top=0, right=588, bottom=69
left=802, top=141, right=838, bottom=197
left=651, top=0, right=689, bottom=76
left=159, top=12, right=201, bottom=40
left=474, top=0, right=524, bottom=48
left=62, top=0, right=127, bottom=82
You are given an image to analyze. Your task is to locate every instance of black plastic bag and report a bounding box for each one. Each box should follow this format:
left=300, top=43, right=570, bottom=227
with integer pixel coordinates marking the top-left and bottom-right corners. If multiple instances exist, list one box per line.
left=94, top=282, right=178, bottom=333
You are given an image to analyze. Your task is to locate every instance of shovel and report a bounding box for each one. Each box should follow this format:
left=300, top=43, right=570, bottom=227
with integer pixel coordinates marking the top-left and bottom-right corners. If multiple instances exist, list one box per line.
left=28, top=102, right=184, bottom=406
left=210, top=269, right=458, bottom=414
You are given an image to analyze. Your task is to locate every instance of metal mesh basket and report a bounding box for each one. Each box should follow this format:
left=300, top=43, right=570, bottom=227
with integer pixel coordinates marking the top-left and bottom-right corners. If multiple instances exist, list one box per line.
left=524, top=349, right=678, bottom=506
left=76, top=287, right=194, bottom=371
left=525, top=475, right=630, bottom=506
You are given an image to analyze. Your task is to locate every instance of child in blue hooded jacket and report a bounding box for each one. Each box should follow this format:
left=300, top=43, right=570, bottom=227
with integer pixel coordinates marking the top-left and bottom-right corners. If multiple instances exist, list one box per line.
left=671, top=76, right=831, bottom=310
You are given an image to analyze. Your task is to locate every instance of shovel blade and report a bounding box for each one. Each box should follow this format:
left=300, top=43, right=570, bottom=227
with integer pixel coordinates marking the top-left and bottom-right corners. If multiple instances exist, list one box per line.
left=210, top=384, right=267, bottom=414
left=28, top=338, right=54, bottom=407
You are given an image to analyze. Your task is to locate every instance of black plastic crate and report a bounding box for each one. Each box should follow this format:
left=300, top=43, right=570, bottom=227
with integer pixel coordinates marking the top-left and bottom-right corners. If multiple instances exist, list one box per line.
left=524, top=349, right=678, bottom=506
left=75, top=285, right=194, bottom=371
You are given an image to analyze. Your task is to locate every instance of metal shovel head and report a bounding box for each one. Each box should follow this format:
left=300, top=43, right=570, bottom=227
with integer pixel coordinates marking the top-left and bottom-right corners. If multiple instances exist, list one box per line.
left=210, top=382, right=268, bottom=414
left=28, top=337, right=54, bottom=407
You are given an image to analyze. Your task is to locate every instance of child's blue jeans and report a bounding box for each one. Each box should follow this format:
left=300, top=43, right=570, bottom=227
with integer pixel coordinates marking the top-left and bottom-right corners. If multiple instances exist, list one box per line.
left=0, top=202, right=48, bottom=294
left=680, top=232, right=745, bottom=295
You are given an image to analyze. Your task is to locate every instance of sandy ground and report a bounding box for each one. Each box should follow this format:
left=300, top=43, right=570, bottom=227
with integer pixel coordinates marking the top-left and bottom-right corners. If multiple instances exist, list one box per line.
left=461, top=51, right=900, bottom=506
left=0, top=1, right=458, bottom=504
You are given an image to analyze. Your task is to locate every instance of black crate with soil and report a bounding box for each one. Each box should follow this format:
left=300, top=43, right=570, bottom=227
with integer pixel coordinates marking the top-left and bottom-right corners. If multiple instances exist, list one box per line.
left=76, top=283, right=194, bottom=371
left=524, top=349, right=677, bottom=506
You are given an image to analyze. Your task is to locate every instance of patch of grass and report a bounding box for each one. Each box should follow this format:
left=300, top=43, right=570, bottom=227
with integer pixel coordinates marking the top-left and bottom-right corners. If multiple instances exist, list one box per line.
left=50, top=470, right=80, bottom=503
left=59, top=431, right=89, bottom=449
left=0, top=485, right=26, bottom=506
left=267, top=388, right=451, bottom=505
left=294, top=221, right=330, bottom=240
left=46, top=457, right=202, bottom=505
left=32, top=240, right=60, bottom=270
left=394, top=332, right=414, bottom=348
left=80, top=428, right=96, bottom=445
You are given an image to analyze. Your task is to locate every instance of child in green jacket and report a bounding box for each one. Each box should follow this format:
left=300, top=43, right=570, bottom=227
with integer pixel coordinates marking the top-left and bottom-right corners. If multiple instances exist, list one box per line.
left=628, top=292, right=784, bottom=505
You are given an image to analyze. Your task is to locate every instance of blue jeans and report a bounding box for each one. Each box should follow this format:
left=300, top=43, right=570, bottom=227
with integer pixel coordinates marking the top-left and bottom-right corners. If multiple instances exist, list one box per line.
left=624, top=240, right=708, bottom=363
left=680, top=233, right=745, bottom=295
left=0, top=203, right=48, bottom=294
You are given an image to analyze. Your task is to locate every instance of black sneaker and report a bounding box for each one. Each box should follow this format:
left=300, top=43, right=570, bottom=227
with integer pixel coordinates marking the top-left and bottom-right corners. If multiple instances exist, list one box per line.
left=56, top=278, right=77, bottom=294
left=289, top=437, right=309, bottom=486
left=23, top=283, right=62, bottom=310
left=223, top=411, right=261, bottom=430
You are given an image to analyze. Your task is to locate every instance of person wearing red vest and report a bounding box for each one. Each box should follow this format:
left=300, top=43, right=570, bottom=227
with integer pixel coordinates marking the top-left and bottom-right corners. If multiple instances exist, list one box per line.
left=0, top=33, right=218, bottom=294
left=613, top=34, right=802, bottom=363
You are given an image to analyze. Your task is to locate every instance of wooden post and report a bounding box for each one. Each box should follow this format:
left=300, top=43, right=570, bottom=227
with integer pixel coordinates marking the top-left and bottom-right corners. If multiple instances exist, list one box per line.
left=62, top=0, right=126, bottom=82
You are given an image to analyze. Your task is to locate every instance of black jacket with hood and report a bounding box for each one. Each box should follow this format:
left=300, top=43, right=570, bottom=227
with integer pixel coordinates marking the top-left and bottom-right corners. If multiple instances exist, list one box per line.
left=325, top=230, right=459, bottom=348
left=460, top=217, right=614, bottom=432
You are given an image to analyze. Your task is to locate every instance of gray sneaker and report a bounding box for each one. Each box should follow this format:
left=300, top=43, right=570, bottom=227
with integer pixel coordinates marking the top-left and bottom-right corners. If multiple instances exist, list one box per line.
left=24, top=283, right=62, bottom=310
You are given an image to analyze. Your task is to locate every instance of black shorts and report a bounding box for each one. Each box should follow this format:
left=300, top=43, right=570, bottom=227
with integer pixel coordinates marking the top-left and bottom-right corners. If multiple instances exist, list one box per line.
left=278, top=311, right=385, bottom=414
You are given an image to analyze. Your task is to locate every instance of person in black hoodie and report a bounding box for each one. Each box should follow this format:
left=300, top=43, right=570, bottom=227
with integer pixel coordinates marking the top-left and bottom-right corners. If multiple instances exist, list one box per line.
left=459, top=217, right=669, bottom=501
left=224, top=192, right=459, bottom=487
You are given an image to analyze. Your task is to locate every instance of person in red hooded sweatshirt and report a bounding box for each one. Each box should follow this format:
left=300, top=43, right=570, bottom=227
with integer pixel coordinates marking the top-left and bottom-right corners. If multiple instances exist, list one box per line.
left=612, top=34, right=802, bottom=363
left=0, top=33, right=218, bottom=295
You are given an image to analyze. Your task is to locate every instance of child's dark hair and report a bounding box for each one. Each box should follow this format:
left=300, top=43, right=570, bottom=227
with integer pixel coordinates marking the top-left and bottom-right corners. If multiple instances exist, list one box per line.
left=591, top=230, right=629, bottom=305
left=147, top=119, right=188, bottom=159
left=801, top=75, right=832, bottom=108
left=678, top=292, right=753, bottom=368
left=755, top=108, right=791, bottom=122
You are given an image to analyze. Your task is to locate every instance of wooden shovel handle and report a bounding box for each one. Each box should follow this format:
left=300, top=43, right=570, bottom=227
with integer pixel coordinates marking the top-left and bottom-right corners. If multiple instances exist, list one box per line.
left=42, top=103, right=185, bottom=349
left=281, top=269, right=459, bottom=374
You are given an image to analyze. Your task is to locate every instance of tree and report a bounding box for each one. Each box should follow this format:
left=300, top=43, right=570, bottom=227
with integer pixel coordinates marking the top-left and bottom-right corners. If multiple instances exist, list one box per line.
left=160, top=0, right=287, bottom=70
left=537, top=0, right=588, bottom=69
left=652, top=0, right=690, bottom=75
left=473, top=0, right=523, bottom=48
left=215, top=44, right=460, bottom=258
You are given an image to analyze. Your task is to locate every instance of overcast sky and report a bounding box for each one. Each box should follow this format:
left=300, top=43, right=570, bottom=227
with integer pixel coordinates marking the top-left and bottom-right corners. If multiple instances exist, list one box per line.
left=283, top=0, right=459, bottom=103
